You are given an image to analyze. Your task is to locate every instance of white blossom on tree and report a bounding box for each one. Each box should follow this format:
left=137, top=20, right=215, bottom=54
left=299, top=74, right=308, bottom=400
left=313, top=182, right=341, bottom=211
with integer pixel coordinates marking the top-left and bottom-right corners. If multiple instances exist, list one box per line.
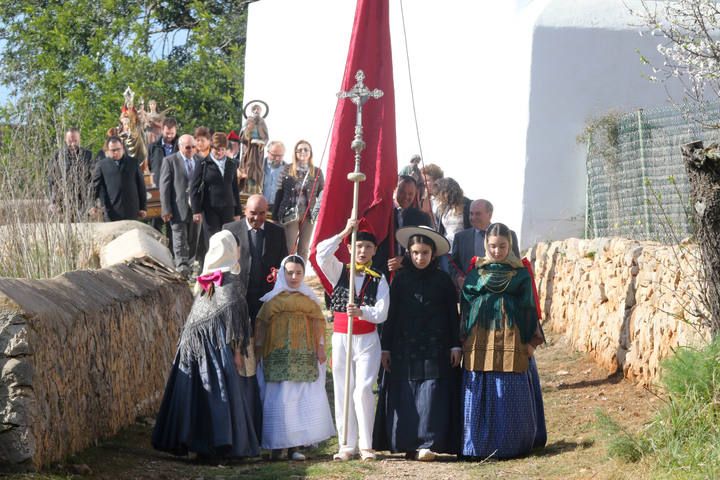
left=630, top=0, right=720, bottom=126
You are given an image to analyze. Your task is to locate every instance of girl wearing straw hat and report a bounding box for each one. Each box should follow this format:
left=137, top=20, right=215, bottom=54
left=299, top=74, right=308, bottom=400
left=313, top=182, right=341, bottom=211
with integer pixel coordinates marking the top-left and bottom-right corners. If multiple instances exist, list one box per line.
left=373, top=225, right=462, bottom=461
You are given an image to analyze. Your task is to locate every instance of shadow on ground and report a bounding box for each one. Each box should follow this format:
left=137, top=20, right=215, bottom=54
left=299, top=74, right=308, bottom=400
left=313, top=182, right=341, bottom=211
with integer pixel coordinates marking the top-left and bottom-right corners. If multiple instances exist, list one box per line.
left=555, top=371, right=624, bottom=390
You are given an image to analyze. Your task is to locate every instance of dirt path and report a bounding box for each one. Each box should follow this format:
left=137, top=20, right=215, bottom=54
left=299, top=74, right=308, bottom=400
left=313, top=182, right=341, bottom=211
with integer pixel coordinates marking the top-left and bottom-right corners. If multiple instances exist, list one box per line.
left=9, top=331, right=656, bottom=480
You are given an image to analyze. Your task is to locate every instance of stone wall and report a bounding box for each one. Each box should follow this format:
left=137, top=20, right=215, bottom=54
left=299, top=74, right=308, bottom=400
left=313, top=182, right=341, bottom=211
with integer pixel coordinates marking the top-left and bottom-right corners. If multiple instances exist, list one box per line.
left=0, top=262, right=193, bottom=470
left=530, top=238, right=711, bottom=386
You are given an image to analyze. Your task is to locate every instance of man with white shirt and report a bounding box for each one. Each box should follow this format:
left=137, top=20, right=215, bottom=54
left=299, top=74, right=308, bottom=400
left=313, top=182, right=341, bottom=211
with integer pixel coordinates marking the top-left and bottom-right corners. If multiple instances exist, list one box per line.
left=316, top=218, right=389, bottom=462
left=223, top=194, right=287, bottom=323
left=159, top=134, right=199, bottom=277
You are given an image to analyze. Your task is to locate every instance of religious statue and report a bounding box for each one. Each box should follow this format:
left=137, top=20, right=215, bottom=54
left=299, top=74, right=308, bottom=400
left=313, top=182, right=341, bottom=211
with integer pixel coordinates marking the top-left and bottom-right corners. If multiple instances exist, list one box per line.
left=118, top=86, right=148, bottom=170
left=138, top=98, right=169, bottom=145
left=239, top=100, right=269, bottom=194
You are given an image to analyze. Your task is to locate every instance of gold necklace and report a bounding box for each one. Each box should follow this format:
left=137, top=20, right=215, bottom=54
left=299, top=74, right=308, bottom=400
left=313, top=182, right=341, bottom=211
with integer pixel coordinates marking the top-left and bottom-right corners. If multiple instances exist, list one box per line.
left=481, top=269, right=516, bottom=294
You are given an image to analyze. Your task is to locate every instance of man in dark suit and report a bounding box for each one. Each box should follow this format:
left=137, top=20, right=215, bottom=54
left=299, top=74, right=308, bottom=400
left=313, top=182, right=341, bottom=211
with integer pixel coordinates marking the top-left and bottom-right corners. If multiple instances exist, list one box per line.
left=148, top=117, right=179, bottom=246
left=91, top=136, right=147, bottom=222
left=383, top=176, right=433, bottom=273
left=190, top=132, right=242, bottom=263
left=159, top=134, right=199, bottom=277
left=48, top=127, right=95, bottom=220
left=451, top=199, right=520, bottom=287
left=148, top=117, right=179, bottom=187
left=223, top=194, right=288, bottom=323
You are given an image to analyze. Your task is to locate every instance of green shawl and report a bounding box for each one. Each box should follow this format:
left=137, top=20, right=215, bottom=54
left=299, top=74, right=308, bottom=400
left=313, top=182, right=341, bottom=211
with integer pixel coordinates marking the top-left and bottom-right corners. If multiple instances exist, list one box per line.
left=461, top=262, right=538, bottom=343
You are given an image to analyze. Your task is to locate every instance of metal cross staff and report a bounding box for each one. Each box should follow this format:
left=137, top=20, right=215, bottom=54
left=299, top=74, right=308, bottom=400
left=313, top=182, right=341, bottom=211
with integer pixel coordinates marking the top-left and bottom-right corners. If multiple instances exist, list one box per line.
left=336, top=70, right=383, bottom=447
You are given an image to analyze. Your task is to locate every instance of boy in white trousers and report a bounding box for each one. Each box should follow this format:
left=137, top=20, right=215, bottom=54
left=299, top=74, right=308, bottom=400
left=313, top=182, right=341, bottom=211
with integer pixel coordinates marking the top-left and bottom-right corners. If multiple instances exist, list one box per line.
left=316, top=218, right=389, bottom=461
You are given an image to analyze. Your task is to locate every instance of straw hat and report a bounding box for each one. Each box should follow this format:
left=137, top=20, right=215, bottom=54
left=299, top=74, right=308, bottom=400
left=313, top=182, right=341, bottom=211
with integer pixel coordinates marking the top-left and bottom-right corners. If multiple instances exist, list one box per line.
left=395, top=225, right=450, bottom=257
left=201, top=230, right=241, bottom=275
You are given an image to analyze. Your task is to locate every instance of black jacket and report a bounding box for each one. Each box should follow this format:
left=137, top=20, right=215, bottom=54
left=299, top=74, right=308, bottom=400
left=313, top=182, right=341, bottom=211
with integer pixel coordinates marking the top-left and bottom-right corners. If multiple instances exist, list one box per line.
left=381, top=260, right=460, bottom=380
left=222, top=219, right=288, bottom=296
left=373, top=206, right=433, bottom=275
left=272, top=166, right=324, bottom=222
left=148, top=136, right=178, bottom=186
left=190, top=156, right=241, bottom=216
left=92, top=155, right=147, bottom=221
left=47, top=146, right=95, bottom=207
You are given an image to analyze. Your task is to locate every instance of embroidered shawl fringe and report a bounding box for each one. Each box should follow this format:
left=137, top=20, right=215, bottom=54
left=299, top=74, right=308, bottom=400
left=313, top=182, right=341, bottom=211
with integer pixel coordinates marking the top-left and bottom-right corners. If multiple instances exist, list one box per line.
left=178, top=300, right=251, bottom=367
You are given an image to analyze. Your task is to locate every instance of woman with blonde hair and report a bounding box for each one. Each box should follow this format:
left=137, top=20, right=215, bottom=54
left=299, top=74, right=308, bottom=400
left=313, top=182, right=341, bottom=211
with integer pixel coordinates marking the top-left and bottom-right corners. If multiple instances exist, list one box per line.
left=272, top=140, right=324, bottom=259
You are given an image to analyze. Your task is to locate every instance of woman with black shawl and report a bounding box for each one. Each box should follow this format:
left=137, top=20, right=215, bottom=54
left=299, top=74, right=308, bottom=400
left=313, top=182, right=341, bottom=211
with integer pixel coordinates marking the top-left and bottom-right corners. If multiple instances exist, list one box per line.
left=152, top=230, right=261, bottom=459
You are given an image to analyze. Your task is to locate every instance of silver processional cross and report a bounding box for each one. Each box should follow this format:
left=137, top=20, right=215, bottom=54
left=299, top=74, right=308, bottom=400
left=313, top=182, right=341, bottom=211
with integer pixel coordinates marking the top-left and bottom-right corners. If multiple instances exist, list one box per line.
left=336, top=70, right=383, bottom=447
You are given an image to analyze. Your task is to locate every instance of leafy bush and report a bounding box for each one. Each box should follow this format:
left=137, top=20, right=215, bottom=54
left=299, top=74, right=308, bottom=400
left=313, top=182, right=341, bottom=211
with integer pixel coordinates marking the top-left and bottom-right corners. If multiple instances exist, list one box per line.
left=597, top=338, right=720, bottom=479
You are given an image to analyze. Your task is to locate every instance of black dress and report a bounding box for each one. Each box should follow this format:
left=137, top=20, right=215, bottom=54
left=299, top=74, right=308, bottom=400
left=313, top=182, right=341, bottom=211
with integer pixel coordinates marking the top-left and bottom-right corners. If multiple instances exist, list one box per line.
left=373, top=259, right=461, bottom=454
left=152, top=274, right=262, bottom=458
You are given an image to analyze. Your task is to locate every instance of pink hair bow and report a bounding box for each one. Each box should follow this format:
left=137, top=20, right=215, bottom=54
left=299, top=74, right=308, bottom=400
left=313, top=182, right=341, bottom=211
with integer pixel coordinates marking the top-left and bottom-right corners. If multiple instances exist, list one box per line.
left=197, top=270, right=224, bottom=294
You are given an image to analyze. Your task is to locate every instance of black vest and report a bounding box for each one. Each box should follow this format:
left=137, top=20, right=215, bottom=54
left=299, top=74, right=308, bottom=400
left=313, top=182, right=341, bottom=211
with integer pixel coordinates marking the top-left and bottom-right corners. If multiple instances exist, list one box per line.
left=330, top=267, right=380, bottom=313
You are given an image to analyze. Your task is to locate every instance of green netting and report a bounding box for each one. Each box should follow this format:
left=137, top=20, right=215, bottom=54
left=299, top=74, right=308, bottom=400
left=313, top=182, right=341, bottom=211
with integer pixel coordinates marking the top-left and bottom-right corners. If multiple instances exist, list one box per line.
left=585, top=104, right=720, bottom=243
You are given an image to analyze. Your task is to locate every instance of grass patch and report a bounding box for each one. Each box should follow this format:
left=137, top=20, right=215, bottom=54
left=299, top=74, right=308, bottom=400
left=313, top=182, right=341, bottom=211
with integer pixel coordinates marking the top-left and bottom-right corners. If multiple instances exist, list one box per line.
left=598, top=338, right=720, bottom=479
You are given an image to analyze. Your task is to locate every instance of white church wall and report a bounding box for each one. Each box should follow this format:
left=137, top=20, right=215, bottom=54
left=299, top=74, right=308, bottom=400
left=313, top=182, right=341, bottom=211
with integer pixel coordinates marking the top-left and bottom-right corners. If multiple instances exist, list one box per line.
left=521, top=0, right=684, bottom=248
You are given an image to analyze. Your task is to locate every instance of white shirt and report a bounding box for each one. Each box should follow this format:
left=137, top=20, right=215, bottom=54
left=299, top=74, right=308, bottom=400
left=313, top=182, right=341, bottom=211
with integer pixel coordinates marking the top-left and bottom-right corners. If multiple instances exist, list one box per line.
left=315, top=233, right=389, bottom=325
left=179, top=152, right=194, bottom=177
left=210, top=153, right=226, bottom=176
left=245, top=218, right=265, bottom=231
left=440, top=208, right=465, bottom=250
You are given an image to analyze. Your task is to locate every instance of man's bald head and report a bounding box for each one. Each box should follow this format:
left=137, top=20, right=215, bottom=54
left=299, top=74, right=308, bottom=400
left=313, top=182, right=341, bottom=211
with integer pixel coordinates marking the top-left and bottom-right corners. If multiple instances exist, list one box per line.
left=470, top=199, right=493, bottom=230
left=178, top=134, right=195, bottom=157
left=245, top=194, right=268, bottom=229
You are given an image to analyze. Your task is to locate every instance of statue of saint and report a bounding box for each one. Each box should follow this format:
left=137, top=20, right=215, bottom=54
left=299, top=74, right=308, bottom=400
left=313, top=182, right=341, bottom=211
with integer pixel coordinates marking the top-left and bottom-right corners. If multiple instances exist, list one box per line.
left=118, top=86, right=148, bottom=170
left=239, top=102, right=269, bottom=194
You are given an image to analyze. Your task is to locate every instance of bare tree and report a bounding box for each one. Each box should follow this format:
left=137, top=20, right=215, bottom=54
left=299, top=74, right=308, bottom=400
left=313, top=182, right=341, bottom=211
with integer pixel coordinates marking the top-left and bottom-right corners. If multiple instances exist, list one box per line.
left=631, top=1, right=720, bottom=333
left=680, top=142, right=720, bottom=335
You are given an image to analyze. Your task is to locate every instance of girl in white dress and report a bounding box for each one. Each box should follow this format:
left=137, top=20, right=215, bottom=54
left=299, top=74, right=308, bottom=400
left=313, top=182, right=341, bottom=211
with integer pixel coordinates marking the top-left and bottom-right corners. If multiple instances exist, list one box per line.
left=254, top=255, right=335, bottom=461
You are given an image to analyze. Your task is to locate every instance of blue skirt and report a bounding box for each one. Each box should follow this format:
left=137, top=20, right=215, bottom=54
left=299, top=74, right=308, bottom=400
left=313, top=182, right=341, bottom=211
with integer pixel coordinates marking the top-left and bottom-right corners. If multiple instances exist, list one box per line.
left=152, top=331, right=262, bottom=458
left=461, top=357, right=546, bottom=459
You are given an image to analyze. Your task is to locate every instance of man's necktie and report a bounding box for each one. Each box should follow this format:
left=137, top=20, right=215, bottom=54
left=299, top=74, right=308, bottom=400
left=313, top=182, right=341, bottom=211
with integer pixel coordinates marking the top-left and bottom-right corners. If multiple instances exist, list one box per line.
left=251, top=228, right=263, bottom=258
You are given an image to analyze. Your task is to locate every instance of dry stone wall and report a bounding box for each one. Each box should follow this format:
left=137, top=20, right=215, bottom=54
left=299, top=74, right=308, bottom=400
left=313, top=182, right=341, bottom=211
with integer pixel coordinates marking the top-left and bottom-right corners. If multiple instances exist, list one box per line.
left=0, top=263, right=193, bottom=470
left=529, top=238, right=710, bottom=386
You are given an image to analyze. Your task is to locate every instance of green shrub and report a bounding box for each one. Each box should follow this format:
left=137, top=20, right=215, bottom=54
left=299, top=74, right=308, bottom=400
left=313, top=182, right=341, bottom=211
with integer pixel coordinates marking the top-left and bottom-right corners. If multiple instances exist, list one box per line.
left=598, top=338, right=720, bottom=479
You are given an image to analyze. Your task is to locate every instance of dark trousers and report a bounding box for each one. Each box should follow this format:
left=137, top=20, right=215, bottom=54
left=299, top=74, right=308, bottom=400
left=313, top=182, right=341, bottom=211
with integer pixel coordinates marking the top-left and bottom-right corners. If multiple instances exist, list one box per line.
left=199, top=206, right=235, bottom=266
left=247, top=287, right=263, bottom=330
